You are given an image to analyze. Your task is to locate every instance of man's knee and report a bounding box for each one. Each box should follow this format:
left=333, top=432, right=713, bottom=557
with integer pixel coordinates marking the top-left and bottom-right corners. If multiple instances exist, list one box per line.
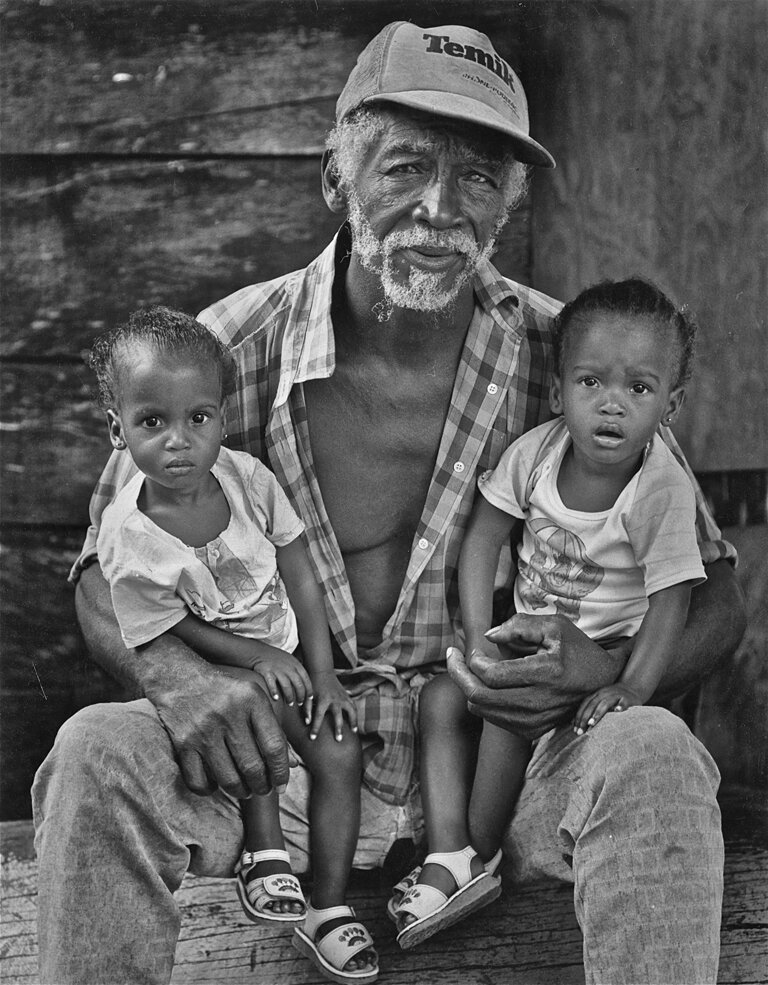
left=589, top=706, right=721, bottom=801
left=32, top=700, right=173, bottom=826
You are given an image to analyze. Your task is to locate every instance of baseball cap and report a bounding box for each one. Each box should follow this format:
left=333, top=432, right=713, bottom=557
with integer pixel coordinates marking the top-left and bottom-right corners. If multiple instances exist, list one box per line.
left=336, top=21, right=555, bottom=169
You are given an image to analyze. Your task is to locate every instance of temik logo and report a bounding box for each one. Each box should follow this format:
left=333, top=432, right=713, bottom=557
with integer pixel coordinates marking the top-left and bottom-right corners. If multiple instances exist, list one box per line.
left=422, top=33, right=517, bottom=93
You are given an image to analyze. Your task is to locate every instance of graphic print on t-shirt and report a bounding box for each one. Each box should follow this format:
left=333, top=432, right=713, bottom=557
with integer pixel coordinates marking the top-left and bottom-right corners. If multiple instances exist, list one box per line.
left=517, top=517, right=604, bottom=622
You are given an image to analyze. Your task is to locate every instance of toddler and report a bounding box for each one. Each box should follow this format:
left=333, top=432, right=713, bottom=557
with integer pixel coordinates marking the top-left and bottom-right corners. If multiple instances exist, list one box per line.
left=90, top=306, right=378, bottom=984
left=390, top=278, right=705, bottom=949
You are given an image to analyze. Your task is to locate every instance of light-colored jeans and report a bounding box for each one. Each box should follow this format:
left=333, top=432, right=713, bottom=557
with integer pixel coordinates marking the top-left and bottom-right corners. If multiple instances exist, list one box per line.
left=32, top=699, right=723, bottom=984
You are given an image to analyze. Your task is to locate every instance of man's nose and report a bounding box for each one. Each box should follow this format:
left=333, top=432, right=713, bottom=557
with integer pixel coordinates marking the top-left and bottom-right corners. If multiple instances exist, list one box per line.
left=413, top=173, right=461, bottom=228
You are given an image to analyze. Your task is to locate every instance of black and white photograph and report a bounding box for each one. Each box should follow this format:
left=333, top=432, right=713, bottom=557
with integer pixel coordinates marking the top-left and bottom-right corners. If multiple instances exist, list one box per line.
left=1, top=2, right=766, bottom=983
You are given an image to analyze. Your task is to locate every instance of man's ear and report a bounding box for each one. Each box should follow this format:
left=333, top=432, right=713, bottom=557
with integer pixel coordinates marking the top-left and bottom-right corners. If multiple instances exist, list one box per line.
left=549, top=376, right=563, bottom=415
left=321, top=150, right=348, bottom=214
left=106, top=409, right=127, bottom=450
left=661, top=387, right=686, bottom=428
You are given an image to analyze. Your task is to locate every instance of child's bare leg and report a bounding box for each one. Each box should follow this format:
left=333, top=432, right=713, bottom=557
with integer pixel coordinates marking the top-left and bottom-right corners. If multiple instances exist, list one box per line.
left=284, top=709, right=362, bottom=907
left=239, top=789, right=304, bottom=916
left=469, top=722, right=530, bottom=861
left=215, top=665, right=303, bottom=918
left=285, top=707, right=375, bottom=974
left=415, top=673, right=486, bottom=899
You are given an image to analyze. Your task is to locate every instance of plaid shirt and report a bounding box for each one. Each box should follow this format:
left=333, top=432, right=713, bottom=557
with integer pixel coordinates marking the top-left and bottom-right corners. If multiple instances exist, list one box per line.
left=73, top=225, right=735, bottom=804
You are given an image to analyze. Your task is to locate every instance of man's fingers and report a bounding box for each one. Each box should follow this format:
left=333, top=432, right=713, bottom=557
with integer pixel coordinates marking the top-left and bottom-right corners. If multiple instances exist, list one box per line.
left=186, top=740, right=251, bottom=799
left=485, top=612, right=551, bottom=647
left=248, top=702, right=290, bottom=792
left=177, top=748, right=217, bottom=796
left=446, top=646, right=476, bottom=694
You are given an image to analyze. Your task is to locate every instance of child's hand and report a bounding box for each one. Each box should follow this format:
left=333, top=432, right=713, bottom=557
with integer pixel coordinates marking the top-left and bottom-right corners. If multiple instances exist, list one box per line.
left=249, top=651, right=313, bottom=708
left=304, top=671, right=358, bottom=742
left=573, top=683, right=645, bottom=735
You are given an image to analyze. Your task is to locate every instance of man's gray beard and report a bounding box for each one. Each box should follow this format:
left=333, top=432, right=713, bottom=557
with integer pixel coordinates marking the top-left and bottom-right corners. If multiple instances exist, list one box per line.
left=347, top=194, right=504, bottom=321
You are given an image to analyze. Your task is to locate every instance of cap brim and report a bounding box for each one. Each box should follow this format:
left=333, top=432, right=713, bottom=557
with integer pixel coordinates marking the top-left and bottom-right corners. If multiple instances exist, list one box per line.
left=362, top=90, right=556, bottom=168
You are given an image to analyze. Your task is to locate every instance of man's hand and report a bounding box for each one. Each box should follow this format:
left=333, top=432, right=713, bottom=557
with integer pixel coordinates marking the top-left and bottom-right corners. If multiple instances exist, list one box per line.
left=146, top=662, right=291, bottom=799
left=447, top=613, right=631, bottom=739
left=76, top=565, right=291, bottom=800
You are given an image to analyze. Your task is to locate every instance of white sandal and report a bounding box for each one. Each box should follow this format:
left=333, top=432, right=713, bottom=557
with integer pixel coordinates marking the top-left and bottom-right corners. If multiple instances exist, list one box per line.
left=234, top=848, right=306, bottom=923
left=394, top=846, right=501, bottom=950
left=293, top=904, right=378, bottom=984
left=386, top=847, right=502, bottom=922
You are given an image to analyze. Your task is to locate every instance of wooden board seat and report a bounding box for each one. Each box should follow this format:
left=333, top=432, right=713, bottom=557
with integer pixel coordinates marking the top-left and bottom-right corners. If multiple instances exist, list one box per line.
left=2, top=788, right=766, bottom=984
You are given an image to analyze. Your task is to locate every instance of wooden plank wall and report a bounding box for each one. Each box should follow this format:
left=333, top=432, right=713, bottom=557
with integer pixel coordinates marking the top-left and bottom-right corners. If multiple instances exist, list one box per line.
left=525, top=0, right=768, bottom=473
left=1, top=0, right=766, bottom=820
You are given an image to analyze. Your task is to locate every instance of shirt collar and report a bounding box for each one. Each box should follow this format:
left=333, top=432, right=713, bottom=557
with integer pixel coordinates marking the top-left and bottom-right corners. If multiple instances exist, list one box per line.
left=275, top=224, right=524, bottom=408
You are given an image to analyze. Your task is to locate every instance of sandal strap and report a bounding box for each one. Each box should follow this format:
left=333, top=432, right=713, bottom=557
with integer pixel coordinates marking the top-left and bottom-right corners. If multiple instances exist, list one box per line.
left=304, top=903, right=356, bottom=937
left=397, top=883, right=448, bottom=921
left=306, top=907, right=376, bottom=971
left=235, top=848, right=291, bottom=876
left=422, top=846, right=477, bottom=888
left=392, top=865, right=422, bottom=898
left=247, top=872, right=305, bottom=909
left=485, top=848, right=503, bottom=878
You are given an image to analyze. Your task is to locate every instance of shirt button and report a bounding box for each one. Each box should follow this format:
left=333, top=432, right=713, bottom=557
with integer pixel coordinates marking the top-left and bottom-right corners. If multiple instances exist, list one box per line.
left=453, top=462, right=465, bottom=473
left=417, top=538, right=429, bottom=550
left=487, top=383, right=498, bottom=394
left=210, top=548, right=219, bottom=559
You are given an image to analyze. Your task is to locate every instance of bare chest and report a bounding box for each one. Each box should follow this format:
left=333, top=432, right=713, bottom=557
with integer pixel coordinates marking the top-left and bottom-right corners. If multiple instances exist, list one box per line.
left=303, top=364, right=453, bottom=549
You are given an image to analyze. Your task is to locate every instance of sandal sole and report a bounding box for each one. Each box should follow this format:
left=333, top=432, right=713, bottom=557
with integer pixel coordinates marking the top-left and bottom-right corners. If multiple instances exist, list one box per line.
left=397, top=873, right=501, bottom=950
left=235, top=873, right=306, bottom=924
left=388, top=849, right=503, bottom=925
left=293, top=928, right=378, bottom=984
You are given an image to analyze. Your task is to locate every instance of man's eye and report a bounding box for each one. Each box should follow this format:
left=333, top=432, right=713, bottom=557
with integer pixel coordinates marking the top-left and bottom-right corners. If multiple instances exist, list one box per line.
left=389, top=162, right=420, bottom=175
left=191, top=412, right=210, bottom=425
left=580, top=377, right=599, bottom=388
left=465, top=171, right=494, bottom=186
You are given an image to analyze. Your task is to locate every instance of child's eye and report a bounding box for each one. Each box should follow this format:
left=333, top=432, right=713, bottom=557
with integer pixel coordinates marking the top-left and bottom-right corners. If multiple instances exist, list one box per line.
left=143, top=416, right=161, bottom=428
left=630, top=383, right=650, bottom=395
left=191, top=412, right=211, bottom=425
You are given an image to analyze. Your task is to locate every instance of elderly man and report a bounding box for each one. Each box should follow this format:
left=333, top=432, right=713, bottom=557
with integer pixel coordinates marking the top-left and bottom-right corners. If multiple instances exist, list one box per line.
left=33, top=21, right=744, bottom=985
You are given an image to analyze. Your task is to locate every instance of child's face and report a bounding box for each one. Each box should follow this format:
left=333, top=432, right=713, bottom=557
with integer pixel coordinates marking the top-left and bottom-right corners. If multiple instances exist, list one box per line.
left=107, top=343, right=225, bottom=492
left=550, top=311, right=685, bottom=473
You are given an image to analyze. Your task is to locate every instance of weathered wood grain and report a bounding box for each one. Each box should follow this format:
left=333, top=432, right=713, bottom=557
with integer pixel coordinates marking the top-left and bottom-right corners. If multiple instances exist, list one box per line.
left=527, top=0, right=768, bottom=472
left=1, top=361, right=107, bottom=526
left=2, top=800, right=766, bottom=985
left=0, top=0, right=528, bottom=156
left=0, top=528, right=123, bottom=821
left=0, top=157, right=343, bottom=357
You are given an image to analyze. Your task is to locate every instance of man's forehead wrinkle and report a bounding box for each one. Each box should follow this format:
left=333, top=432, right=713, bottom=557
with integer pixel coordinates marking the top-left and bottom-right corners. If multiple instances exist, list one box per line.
left=377, top=131, right=503, bottom=169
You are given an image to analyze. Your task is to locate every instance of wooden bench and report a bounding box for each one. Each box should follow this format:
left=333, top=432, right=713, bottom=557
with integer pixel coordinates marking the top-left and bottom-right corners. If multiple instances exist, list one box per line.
left=3, top=788, right=766, bottom=984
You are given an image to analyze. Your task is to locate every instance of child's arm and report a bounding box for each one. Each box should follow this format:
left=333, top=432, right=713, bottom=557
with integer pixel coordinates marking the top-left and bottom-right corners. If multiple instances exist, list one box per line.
left=276, top=536, right=357, bottom=741
left=572, top=580, right=695, bottom=734
left=459, top=496, right=523, bottom=666
left=168, top=612, right=313, bottom=707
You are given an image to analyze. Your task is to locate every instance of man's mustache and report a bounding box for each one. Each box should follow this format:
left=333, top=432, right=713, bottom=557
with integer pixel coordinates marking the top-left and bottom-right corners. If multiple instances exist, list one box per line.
left=381, top=227, right=481, bottom=260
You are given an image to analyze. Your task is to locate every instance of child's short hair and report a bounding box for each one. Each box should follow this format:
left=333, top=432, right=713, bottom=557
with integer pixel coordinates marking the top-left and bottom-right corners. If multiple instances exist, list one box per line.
left=88, top=306, right=236, bottom=410
left=552, top=278, right=698, bottom=388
